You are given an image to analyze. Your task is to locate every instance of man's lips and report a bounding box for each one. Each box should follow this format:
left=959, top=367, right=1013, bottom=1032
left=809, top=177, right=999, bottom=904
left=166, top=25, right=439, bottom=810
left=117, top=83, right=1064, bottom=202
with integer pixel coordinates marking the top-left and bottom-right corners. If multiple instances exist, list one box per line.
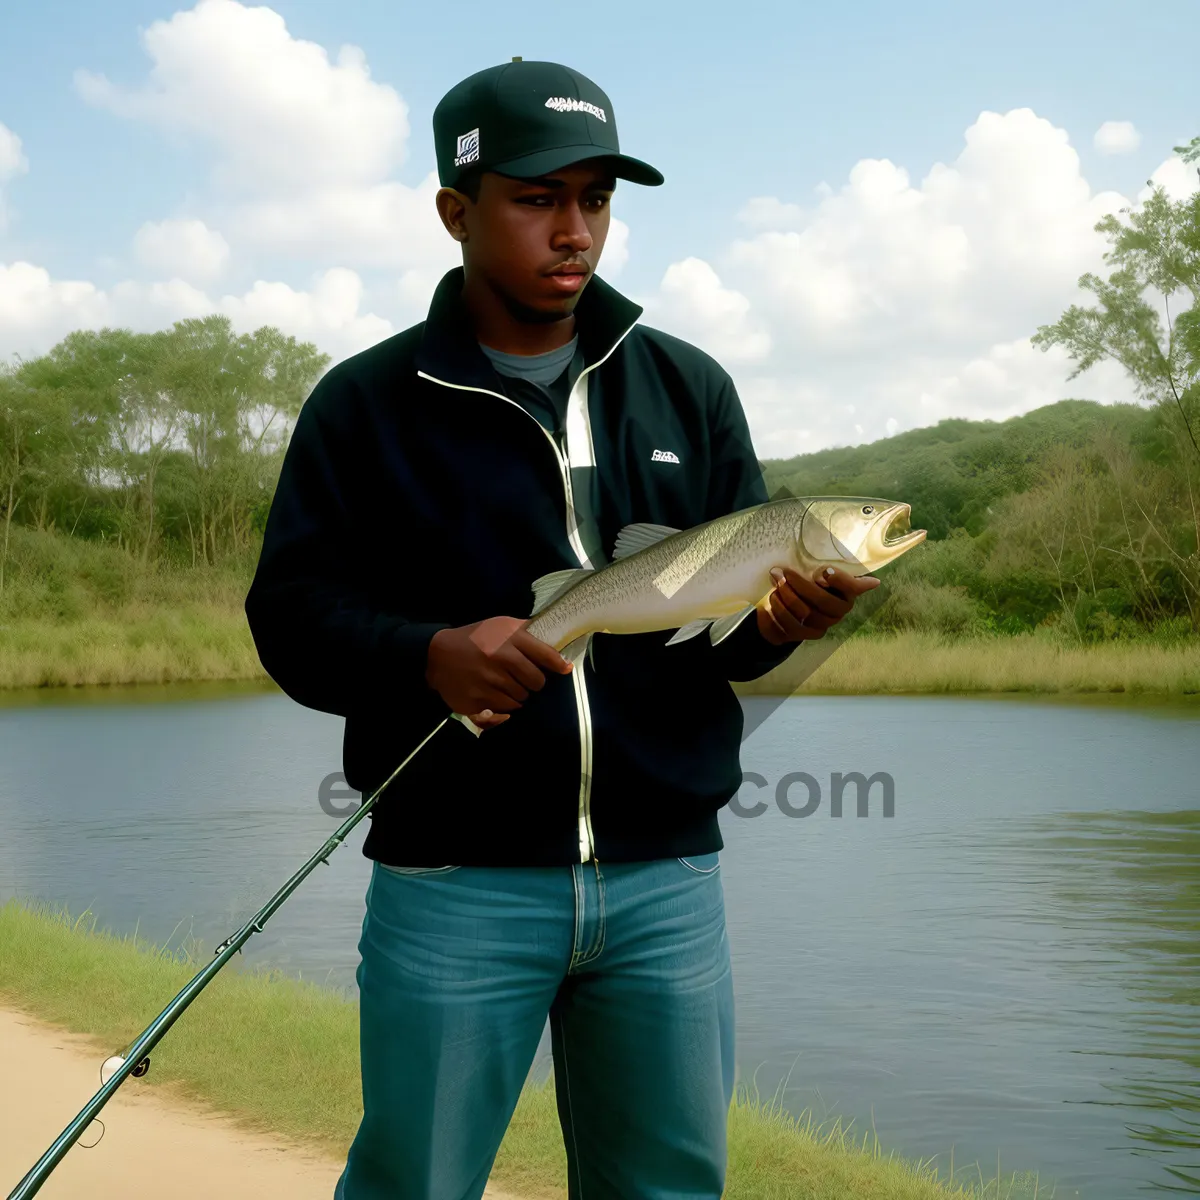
left=546, top=266, right=588, bottom=292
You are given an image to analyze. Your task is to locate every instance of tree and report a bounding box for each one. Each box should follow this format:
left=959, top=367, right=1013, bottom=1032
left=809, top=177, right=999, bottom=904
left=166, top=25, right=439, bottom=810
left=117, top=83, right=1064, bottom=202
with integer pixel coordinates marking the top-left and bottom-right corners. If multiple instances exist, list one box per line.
left=0, top=367, right=73, bottom=592
left=4, top=317, right=329, bottom=568
left=1176, top=136, right=1200, bottom=167
left=1032, top=178, right=1200, bottom=463
left=1032, top=144, right=1200, bottom=633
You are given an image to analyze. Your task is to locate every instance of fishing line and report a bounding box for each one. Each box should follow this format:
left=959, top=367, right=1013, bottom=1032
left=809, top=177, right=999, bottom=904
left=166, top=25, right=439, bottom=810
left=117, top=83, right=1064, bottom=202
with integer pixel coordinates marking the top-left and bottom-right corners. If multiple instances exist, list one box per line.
left=5, top=715, right=452, bottom=1200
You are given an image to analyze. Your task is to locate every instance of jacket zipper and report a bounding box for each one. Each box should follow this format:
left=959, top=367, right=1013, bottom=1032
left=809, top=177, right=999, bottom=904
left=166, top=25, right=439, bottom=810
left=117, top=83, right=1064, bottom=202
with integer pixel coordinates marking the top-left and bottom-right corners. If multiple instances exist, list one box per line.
left=418, top=322, right=635, bottom=863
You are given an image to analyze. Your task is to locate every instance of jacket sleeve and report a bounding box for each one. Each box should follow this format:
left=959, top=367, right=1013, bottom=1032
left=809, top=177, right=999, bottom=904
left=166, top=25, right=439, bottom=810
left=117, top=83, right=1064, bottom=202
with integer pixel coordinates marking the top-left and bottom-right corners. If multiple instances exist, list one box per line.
left=244, top=368, right=454, bottom=719
left=679, top=370, right=802, bottom=683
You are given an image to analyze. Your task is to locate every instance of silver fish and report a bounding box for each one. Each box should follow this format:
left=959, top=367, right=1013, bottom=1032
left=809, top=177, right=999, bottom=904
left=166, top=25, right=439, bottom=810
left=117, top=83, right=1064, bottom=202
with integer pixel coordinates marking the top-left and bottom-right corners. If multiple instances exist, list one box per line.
left=529, top=494, right=926, bottom=666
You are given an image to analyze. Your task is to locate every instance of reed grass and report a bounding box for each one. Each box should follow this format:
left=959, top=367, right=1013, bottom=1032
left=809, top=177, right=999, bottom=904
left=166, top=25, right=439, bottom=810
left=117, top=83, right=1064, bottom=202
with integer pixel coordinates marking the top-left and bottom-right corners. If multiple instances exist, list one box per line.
left=735, top=630, right=1200, bottom=698
left=2, top=616, right=1197, bottom=698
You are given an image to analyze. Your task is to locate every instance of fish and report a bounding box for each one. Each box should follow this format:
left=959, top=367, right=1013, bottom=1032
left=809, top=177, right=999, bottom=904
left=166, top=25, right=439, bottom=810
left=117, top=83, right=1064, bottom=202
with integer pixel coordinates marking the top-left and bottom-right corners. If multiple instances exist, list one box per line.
left=453, top=496, right=926, bottom=734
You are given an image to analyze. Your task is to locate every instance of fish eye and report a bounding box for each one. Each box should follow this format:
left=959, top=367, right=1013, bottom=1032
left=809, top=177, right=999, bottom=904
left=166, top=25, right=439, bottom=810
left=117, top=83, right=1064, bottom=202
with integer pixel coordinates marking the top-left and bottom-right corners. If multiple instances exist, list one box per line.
left=861, top=505, right=874, bottom=515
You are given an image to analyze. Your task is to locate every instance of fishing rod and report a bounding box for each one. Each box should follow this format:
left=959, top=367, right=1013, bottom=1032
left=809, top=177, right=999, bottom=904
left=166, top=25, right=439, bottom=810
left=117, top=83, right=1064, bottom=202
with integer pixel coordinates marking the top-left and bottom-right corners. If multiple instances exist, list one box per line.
left=6, top=715, right=452, bottom=1200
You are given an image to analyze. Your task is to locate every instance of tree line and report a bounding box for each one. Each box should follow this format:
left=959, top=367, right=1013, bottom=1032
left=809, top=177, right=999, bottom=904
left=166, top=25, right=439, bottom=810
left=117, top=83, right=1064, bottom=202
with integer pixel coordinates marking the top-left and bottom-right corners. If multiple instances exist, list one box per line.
left=0, top=318, right=328, bottom=588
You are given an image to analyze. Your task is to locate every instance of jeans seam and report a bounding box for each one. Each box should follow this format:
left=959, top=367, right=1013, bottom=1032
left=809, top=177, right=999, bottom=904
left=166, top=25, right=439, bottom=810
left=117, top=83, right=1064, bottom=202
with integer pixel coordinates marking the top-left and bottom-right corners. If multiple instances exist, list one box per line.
left=554, top=1006, right=585, bottom=1198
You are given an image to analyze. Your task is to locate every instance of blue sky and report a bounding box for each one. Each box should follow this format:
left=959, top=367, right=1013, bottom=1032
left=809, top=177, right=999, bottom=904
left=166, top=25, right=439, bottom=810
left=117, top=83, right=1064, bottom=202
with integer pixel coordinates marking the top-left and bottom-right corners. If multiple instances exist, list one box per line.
left=1, top=0, right=1196, bottom=452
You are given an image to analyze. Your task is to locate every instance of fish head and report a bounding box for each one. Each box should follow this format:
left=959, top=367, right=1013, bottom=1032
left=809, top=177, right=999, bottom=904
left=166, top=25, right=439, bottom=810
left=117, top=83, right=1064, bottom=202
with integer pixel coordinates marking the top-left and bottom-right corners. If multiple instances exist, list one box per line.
left=799, top=497, right=927, bottom=574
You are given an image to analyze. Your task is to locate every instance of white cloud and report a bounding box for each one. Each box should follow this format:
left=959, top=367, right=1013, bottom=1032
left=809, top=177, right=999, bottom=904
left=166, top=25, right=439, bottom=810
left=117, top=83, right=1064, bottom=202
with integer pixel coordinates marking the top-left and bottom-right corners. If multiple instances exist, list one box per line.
left=641, top=257, right=771, bottom=365
left=600, top=217, right=630, bottom=278
left=71, top=0, right=452, bottom=280
left=1138, top=155, right=1199, bottom=203
left=1094, top=120, right=1140, bottom=155
left=222, top=170, right=457, bottom=272
left=646, top=109, right=1186, bottom=455
left=0, top=259, right=392, bottom=367
left=0, top=122, right=28, bottom=182
left=133, top=217, right=231, bottom=282
left=0, top=262, right=109, bottom=359
left=215, top=268, right=392, bottom=352
left=736, top=196, right=808, bottom=232
left=74, top=0, right=408, bottom=196
left=0, top=121, right=30, bottom=234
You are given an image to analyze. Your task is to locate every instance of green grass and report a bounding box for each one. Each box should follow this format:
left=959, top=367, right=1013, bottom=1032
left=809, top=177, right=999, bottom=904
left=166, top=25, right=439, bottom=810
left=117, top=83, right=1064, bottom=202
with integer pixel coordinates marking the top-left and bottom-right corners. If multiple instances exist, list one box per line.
left=1, top=610, right=1197, bottom=698
left=0, top=606, right=265, bottom=688
left=736, top=629, right=1200, bottom=698
left=0, top=899, right=1060, bottom=1199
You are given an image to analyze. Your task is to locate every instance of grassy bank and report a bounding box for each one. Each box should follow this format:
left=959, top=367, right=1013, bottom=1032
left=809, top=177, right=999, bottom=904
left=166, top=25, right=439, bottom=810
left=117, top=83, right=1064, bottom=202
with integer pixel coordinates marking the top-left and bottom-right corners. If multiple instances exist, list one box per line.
left=1, top=610, right=1196, bottom=697
left=0, top=900, right=1053, bottom=1199
left=0, top=606, right=264, bottom=689
left=1, top=526, right=1195, bottom=695
left=735, top=629, right=1200, bottom=698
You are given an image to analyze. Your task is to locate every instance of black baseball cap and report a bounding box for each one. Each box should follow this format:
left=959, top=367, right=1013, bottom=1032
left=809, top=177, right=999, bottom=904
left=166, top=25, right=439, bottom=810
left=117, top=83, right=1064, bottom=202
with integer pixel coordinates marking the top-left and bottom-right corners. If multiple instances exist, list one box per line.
left=433, top=59, right=664, bottom=191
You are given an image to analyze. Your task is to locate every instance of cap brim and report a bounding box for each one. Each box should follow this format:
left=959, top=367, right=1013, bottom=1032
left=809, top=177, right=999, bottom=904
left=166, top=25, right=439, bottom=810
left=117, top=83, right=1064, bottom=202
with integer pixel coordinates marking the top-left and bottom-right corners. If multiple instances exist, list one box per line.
left=491, top=145, right=664, bottom=187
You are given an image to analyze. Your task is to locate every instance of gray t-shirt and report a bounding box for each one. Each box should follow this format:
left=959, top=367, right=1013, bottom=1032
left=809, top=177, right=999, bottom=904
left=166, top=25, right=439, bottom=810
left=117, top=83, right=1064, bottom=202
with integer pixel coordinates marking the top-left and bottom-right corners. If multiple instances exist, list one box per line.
left=478, top=335, right=605, bottom=567
left=479, top=336, right=578, bottom=438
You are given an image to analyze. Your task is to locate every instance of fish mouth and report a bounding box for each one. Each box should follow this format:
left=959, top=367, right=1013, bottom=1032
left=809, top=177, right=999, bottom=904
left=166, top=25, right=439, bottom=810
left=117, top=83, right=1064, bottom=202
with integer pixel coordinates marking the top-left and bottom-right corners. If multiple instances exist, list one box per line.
left=867, top=502, right=927, bottom=566
left=881, top=503, right=926, bottom=551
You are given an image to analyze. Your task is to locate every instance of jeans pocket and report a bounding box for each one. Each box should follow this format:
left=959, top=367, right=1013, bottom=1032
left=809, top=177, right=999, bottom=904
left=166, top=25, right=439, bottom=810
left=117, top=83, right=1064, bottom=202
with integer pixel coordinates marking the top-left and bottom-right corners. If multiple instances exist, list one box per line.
left=379, top=864, right=462, bottom=877
left=677, top=851, right=720, bottom=874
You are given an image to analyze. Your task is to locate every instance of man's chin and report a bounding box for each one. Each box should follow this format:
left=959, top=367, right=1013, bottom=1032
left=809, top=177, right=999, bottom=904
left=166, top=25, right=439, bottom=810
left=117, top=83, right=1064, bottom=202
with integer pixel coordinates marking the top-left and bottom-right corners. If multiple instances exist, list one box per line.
left=503, top=289, right=583, bottom=325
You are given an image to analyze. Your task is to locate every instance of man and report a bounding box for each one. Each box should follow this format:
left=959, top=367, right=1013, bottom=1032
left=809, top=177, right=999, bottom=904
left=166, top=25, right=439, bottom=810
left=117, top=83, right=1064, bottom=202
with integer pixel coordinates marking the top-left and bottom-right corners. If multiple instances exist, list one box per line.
left=245, top=58, right=878, bottom=1200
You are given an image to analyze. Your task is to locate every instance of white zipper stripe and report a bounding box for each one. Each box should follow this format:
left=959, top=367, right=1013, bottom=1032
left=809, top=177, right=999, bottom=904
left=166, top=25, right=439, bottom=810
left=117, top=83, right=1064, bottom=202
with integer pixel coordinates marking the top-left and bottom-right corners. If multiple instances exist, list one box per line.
left=563, top=323, right=637, bottom=860
left=417, top=318, right=637, bottom=864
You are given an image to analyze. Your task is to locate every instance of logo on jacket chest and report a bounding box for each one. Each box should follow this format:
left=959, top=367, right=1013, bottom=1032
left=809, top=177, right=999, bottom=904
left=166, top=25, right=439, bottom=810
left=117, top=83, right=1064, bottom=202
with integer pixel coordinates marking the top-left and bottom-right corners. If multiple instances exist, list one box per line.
left=651, top=448, right=680, bottom=463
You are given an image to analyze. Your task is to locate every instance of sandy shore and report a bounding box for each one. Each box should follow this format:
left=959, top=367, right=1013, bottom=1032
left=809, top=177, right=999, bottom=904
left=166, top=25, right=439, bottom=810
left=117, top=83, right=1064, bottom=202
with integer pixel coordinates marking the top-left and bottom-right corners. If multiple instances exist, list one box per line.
left=1, top=1006, right=523, bottom=1199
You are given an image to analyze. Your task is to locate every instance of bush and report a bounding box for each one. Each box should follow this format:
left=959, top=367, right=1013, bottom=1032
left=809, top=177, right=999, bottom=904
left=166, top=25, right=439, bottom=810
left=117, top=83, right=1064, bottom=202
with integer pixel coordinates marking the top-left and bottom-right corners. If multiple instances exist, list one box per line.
left=873, top=579, right=989, bottom=636
left=0, top=526, right=256, bottom=623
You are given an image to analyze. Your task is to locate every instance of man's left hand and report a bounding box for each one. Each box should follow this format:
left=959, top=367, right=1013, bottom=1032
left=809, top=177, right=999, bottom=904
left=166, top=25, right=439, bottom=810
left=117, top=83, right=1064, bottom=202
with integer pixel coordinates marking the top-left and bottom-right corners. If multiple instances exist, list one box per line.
left=756, top=565, right=881, bottom=645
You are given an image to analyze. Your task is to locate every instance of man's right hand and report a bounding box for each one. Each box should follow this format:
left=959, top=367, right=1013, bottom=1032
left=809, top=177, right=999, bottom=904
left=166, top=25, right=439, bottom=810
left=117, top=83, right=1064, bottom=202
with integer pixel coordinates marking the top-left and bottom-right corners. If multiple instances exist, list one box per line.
left=425, top=616, right=574, bottom=731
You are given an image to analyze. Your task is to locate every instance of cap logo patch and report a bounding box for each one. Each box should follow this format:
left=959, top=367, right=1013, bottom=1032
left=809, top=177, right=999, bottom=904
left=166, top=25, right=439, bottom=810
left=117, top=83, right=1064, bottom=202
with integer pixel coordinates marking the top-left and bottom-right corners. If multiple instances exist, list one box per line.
left=454, top=128, right=480, bottom=168
left=544, top=97, right=607, bottom=123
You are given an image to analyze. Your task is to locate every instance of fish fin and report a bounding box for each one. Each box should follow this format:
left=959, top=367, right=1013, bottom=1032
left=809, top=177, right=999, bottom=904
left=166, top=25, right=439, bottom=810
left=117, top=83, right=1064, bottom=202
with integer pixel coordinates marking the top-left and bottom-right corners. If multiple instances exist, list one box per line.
left=450, top=711, right=485, bottom=738
left=708, top=605, right=756, bottom=645
left=587, top=634, right=598, bottom=674
left=612, top=522, right=681, bottom=561
left=665, top=619, right=712, bottom=646
left=530, top=568, right=594, bottom=616
left=560, top=631, right=593, bottom=668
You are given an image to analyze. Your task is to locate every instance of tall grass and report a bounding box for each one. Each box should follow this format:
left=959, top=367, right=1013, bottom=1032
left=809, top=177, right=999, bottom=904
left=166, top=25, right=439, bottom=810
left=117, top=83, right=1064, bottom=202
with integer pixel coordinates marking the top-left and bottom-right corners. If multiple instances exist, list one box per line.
left=0, top=526, right=262, bottom=688
left=0, top=899, right=1060, bottom=1199
left=737, top=629, right=1200, bottom=698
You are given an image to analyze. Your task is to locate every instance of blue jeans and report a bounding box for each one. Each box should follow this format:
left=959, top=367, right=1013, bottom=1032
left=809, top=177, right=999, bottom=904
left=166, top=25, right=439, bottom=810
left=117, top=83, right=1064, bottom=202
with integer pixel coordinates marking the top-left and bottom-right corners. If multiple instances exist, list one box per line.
left=333, top=853, right=735, bottom=1200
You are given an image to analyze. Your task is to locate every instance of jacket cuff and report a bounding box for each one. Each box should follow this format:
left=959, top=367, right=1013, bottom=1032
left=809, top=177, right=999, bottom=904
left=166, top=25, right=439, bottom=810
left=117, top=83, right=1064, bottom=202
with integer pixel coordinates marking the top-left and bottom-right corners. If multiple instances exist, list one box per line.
left=384, top=621, right=456, bottom=713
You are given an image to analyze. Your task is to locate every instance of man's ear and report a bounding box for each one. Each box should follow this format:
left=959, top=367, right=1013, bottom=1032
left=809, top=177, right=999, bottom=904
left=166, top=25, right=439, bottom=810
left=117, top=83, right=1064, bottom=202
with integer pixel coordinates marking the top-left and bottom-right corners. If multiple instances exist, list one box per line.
left=435, top=187, right=469, bottom=242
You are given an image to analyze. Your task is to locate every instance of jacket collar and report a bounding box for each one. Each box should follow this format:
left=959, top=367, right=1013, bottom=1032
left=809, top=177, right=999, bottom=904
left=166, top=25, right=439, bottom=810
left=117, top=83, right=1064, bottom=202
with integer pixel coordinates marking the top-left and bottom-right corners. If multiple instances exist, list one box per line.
left=414, top=266, right=643, bottom=390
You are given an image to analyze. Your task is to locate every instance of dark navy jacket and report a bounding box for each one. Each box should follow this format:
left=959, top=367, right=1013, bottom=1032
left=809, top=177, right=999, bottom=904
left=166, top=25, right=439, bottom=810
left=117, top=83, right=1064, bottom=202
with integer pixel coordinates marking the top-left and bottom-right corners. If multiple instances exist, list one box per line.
left=244, top=266, right=799, bottom=866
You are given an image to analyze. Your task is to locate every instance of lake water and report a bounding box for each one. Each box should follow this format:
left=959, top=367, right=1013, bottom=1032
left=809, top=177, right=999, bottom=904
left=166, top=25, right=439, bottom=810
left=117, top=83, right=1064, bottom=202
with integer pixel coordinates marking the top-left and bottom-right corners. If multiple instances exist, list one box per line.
left=1, top=682, right=1197, bottom=1198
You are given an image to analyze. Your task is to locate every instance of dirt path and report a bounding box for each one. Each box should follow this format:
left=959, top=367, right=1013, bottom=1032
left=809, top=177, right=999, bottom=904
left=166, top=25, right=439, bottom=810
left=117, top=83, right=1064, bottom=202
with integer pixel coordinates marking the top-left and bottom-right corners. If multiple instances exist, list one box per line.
left=0, top=1006, right=523, bottom=1199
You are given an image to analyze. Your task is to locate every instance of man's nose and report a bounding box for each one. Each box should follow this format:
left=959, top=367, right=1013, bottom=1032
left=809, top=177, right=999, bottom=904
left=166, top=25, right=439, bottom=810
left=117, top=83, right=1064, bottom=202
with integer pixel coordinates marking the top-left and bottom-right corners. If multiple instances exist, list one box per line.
left=553, top=201, right=593, bottom=252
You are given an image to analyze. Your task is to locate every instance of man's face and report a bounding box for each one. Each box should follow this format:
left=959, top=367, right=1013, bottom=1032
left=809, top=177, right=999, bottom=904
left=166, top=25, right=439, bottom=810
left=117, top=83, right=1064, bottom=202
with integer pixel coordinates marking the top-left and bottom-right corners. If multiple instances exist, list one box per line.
left=439, top=160, right=617, bottom=324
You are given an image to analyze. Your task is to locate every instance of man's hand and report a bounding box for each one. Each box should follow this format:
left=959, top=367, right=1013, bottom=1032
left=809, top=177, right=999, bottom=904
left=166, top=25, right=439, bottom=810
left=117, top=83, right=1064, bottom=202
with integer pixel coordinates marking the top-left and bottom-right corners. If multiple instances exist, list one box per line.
left=755, top=565, right=881, bottom=645
left=426, top=615, right=574, bottom=733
